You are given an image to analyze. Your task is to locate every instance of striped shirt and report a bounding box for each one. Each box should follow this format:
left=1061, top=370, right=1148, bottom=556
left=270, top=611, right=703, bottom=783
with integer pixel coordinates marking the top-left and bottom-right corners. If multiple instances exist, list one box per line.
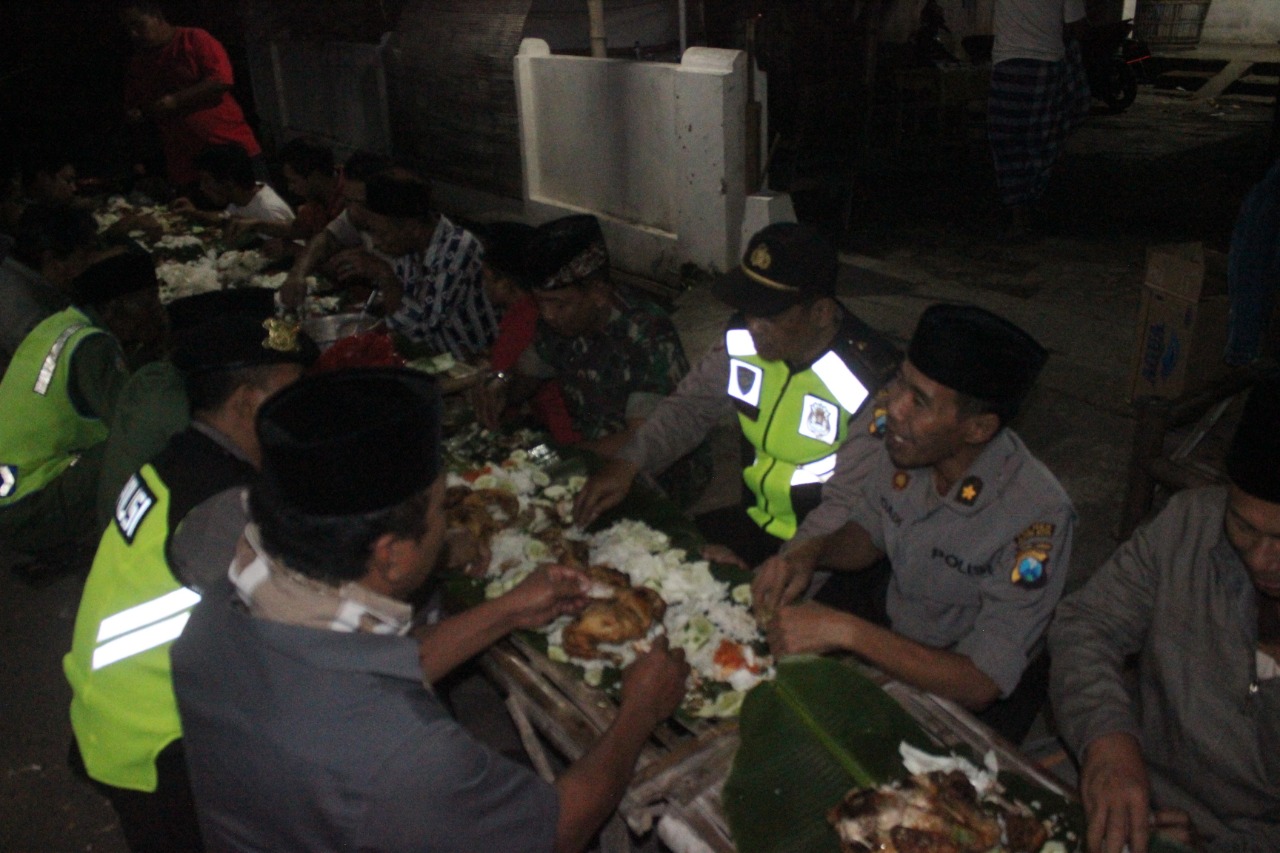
left=386, top=216, right=497, bottom=358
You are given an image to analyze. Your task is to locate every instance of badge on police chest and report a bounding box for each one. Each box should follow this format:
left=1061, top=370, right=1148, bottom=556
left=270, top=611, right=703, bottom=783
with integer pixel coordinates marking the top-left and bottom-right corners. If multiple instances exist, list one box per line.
left=798, top=394, right=839, bottom=444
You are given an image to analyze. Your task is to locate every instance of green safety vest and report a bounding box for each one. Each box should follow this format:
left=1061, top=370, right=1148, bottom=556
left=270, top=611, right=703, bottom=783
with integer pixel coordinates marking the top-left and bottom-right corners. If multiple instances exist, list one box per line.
left=0, top=307, right=109, bottom=505
left=725, top=325, right=872, bottom=540
left=63, top=465, right=198, bottom=792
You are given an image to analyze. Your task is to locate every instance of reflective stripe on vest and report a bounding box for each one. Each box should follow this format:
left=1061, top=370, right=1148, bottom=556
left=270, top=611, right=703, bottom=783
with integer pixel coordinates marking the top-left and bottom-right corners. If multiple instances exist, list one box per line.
left=810, top=351, right=869, bottom=415
left=726, top=328, right=756, bottom=357
left=791, top=452, right=837, bottom=487
left=92, top=587, right=201, bottom=671
left=34, top=323, right=88, bottom=396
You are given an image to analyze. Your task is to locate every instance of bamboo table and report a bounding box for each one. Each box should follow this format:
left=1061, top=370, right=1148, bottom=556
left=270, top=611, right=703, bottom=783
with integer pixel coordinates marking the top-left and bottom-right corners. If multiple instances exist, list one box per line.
left=480, top=637, right=1073, bottom=853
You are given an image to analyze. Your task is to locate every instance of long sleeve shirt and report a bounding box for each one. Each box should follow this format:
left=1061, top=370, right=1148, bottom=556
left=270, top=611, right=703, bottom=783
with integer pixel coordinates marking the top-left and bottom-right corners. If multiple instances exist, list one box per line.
left=1049, top=487, right=1280, bottom=851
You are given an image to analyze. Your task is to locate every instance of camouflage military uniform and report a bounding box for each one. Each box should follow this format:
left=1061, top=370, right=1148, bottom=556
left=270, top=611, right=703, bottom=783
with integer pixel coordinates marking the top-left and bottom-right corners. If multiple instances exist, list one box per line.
left=531, top=290, right=712, bottom=508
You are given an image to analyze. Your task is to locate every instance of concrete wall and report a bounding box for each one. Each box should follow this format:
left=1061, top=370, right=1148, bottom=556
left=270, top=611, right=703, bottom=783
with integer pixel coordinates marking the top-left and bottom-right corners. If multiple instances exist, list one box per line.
left=1202, top=0, right=1280, bottom=44
left=246, top=41, right=392, bottom=157
left=514, top=38, right=754, bottom=281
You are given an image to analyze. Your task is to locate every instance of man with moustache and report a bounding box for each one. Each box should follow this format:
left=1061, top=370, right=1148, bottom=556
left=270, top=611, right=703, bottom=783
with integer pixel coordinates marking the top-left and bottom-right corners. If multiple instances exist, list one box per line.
left=756, top=304, right=1073, bottom=743
left=1050, top=381, right=1280, bottom=853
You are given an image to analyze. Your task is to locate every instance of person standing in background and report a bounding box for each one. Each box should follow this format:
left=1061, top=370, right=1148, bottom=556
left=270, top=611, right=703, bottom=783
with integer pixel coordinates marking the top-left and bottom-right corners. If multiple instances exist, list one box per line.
left=119, top=0, right=263, bottom=192
left=988, top=0, right=1090, bottom=238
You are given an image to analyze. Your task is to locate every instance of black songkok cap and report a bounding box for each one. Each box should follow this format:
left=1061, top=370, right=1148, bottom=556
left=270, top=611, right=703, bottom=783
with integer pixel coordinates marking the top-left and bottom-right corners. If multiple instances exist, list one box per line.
left=363, top=172, right=433, bottom=220
left=1226, top=380, right=1280, bottom=504
left=172, top=311, right=317, bottom=376
left=525, top=214, right=609, bottom=291
left=255, top=368, right=442, bottom=517
left=908, top=304, right=1047, bottom=416
left=711, top=222, right=837, bottom=318
left=72, top=245, right=157, bottom=307
left=165, top=287, right=277, bottom=333
left=479, top=221, right=535, bottom=282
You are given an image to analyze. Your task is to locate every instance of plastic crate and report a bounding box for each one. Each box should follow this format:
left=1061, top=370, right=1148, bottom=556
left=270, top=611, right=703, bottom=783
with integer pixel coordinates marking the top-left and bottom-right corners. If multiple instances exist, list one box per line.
left=1134, top=0, right=1212, bottom=47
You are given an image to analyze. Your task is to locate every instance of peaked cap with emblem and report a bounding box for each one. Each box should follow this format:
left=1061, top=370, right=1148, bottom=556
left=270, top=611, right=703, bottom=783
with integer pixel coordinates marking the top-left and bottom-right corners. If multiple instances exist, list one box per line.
left=908, top=303, right=1047, bottom=420
left=712, top=222, right=837, bottom=318
left=255, top=367, right=442, bottom=517
left=1226, top=379, right=1280, bottom=504
left=525, top=214, right=609, bottom=291
left=172, top=310, right=317, bottom=377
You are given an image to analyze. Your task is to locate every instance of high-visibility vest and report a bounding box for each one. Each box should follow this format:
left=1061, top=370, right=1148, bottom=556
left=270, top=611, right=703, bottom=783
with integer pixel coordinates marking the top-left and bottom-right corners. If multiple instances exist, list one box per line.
left=63, top=465, right=198, bottom=792
left=725, top=324, right=875, bottom=540
left=0, top=307, right=109, bottom=505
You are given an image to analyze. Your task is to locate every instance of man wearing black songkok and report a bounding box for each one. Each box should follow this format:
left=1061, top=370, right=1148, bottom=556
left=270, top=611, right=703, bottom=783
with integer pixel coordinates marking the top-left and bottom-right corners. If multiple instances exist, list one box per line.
left=170, top=368, right=691, bottom=852
left=1050, top=381, right=1280, bottom=853
left=755, top=303, right=1074, bottom=743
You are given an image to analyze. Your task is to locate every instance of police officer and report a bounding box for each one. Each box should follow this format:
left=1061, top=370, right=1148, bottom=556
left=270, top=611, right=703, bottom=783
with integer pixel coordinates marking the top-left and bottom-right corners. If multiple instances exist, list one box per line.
left=756, top=303, right=1074, bottom=743
left=0, top=248, right=164, bottom=572
left=63, top=311, right=311, bottom=852
left=574, top=222, right=899, bottom=566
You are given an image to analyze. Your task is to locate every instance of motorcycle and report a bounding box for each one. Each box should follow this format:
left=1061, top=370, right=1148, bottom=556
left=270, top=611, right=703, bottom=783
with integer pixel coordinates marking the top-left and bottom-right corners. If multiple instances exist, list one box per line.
left=1080, top=19, right=1151, bottom=114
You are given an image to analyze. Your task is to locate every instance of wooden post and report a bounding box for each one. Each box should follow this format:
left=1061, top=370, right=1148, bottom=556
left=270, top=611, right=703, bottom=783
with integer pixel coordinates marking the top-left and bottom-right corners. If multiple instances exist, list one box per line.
left=588, top=0, right=607, bottom=58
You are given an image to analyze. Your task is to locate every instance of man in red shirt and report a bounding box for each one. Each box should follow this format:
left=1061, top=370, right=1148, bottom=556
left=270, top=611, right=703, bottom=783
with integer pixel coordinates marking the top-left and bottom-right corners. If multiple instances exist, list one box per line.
left=120, top=1, right=262, bottom=190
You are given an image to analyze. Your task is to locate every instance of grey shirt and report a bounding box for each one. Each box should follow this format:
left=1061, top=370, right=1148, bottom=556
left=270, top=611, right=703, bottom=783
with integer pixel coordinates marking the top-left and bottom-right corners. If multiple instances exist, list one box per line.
left=1049, top=487, right=1280, bottom=851
left=840, top=429, right=1075, bottom=696
left=172, top=578, right=559, bottom=853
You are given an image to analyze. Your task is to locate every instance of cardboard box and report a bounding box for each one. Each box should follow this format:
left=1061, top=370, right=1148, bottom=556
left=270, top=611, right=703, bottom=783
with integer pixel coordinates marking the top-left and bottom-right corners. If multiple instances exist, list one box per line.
left=1128, top=242, right=1231, bottom=401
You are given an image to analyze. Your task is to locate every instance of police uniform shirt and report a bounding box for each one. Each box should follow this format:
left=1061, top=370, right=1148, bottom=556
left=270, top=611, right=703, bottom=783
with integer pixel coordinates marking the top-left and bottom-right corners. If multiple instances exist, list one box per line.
left=846, top=428, right=1075, bottom=696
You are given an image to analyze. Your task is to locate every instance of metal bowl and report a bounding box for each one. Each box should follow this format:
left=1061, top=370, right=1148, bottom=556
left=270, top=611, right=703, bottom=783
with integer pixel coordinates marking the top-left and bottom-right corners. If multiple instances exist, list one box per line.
left=301, top=313, right=378, bottom=351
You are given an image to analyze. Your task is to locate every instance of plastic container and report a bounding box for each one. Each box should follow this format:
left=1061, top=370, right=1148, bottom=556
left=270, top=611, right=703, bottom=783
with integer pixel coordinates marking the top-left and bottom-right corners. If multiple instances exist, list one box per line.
left=1133, top=0, right=1212, bottom=48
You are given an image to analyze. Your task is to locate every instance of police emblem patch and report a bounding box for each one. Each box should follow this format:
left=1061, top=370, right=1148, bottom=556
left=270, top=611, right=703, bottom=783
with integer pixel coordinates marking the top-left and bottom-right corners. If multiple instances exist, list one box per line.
left=892, top=470, right=910, bottom=491
left=798, top=394, right=839, bottom=444
left=956, top=476, right=982, bottom=506
left=727, top=358, right=763, bottom=409
left=1011, top=522, right=1055, bottom=588
left=1011, top=549, right=1049, bottom=588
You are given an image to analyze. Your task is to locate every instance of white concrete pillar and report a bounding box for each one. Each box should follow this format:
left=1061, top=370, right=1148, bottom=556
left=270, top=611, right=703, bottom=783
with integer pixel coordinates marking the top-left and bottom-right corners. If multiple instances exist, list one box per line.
left=674, top=47, right=748, bottom=273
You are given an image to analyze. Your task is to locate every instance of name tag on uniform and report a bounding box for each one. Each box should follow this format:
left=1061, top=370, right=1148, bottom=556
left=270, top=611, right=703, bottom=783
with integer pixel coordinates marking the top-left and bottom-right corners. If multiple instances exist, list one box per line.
left=114, top=475, right=156, bottom=544
left=798, top=394, right=839, bottom=444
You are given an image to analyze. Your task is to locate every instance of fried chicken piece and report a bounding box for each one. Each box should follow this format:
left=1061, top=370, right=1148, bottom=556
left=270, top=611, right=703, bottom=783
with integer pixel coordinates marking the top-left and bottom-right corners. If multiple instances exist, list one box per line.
left=828, top=772, right=1004, bottom=853
left=561, top=566, right=667, bottom=660
left=445, top=487, right=523, bottom=545
left=1002, top=812, right=1049, bottom=853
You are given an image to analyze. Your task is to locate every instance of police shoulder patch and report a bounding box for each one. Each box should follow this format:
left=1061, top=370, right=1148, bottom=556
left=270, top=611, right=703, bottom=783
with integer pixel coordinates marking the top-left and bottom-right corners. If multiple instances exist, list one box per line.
left=1010, top=522, right=1055, bottom=588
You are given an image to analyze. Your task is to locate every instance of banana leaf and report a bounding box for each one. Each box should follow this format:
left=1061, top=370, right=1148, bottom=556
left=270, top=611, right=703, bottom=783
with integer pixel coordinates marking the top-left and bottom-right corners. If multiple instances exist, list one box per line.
left=724, top=656, right=1096, bottom=853
left=723, top=656, right=937, bottom=853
